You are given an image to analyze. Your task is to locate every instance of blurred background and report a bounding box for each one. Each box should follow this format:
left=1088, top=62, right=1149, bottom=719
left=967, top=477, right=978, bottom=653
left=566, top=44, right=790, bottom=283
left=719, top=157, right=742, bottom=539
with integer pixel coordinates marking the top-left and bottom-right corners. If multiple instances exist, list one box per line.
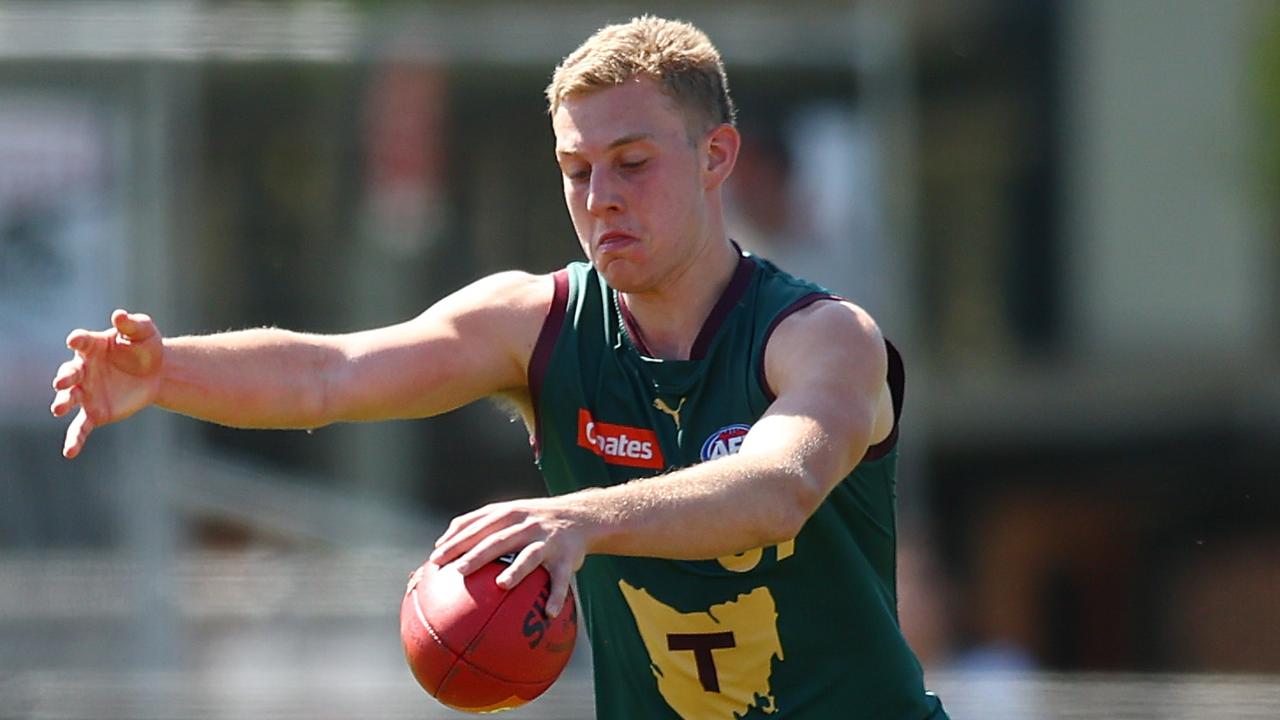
left=2, top=1, right=1279, bottom=718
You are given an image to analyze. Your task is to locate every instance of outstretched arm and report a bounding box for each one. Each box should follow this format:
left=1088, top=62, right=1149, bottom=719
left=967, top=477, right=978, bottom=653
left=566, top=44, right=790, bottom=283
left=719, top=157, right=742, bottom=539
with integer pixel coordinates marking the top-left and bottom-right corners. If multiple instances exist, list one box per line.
left=52, top=271, right=551, bottom=458
left=429, top=299, right=894, bottom=617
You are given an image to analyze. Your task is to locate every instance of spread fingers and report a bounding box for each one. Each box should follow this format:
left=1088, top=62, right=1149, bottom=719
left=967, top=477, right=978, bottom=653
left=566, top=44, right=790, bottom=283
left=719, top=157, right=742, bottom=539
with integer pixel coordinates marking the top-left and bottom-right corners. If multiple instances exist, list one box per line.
left=63, top=408, right=96, bottom=459
left=52, top=359, right=82, bottom=391
left=50, top=388, right=78, bottom=418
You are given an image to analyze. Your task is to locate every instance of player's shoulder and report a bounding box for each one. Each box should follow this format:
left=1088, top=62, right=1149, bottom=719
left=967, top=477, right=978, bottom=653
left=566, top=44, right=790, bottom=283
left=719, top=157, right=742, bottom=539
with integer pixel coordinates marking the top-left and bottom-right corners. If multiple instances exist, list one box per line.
left=457, top=270, right=557, bottom=318
left=762, top=296, right=887, bottom=397
left=469, top=269, right=554, bottom=298
left=772, top=298, right=883, bottom=352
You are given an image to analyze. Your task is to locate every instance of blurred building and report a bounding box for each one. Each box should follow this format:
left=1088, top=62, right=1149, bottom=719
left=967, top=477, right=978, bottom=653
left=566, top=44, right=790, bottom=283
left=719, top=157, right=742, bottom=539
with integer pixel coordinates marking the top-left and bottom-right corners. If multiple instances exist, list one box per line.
left=0, top=0, right=1277, bottom=695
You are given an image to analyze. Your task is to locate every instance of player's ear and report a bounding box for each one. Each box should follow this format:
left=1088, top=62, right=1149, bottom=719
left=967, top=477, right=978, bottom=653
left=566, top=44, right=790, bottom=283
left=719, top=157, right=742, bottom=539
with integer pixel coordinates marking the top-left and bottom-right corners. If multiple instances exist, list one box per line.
left=702, top=123, right=740, bottom=191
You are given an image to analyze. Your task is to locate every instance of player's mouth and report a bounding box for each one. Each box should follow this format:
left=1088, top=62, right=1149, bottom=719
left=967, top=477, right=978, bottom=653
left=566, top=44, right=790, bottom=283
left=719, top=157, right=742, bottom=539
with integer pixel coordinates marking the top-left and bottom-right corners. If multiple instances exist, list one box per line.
left=596, top=231, right=640, bottom=252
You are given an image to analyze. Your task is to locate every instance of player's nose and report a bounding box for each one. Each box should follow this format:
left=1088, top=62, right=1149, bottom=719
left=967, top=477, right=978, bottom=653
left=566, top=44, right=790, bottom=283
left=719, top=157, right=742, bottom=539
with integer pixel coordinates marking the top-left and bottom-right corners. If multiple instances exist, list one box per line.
left=586, top=169, right=624, bottom=216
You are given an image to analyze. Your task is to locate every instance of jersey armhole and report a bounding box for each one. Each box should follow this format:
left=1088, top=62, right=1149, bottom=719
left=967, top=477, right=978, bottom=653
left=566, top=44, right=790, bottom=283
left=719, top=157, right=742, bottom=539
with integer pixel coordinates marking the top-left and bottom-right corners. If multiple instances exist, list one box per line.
left=756, top=294, right=905, bottom=461
left=756, top=292, right=842, bottom=402
left=527, top=268, right=570, bottom=460
left=864, top=339, right=904, bottom=461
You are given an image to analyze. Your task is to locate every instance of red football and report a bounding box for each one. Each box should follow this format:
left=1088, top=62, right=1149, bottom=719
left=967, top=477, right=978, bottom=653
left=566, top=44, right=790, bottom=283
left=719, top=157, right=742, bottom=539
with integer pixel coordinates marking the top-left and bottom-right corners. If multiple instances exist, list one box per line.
left=400, top=556, right=577, bottom=713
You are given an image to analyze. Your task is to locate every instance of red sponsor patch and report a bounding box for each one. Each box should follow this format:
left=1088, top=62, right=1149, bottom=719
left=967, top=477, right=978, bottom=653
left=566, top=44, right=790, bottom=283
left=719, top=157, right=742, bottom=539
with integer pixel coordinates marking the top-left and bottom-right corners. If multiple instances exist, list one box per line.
left=577, top=409, right=664, bottom=469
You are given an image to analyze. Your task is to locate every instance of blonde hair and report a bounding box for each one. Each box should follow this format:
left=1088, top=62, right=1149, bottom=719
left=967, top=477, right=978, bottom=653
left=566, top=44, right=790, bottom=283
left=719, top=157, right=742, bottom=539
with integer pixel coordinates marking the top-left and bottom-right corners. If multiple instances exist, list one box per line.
left=546, top=15, right=737, bottom=135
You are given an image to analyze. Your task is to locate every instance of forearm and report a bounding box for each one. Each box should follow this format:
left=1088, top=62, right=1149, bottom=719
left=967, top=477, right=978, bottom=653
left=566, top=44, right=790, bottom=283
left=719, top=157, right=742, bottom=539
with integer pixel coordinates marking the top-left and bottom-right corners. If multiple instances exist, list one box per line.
left=573, top=452, right=821, bottom=561
left=157, top=329, right=338, bottom=429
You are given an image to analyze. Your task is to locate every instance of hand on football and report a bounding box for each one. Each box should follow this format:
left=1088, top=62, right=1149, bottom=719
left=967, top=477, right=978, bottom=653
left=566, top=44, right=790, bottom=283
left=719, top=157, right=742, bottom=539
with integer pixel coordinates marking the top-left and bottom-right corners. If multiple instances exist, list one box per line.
left=430, top=497, right=586, bottom=618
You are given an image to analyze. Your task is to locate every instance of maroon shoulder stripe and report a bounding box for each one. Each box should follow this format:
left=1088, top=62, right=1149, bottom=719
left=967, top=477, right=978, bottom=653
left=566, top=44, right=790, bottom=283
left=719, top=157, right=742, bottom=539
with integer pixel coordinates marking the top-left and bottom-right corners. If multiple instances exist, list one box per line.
left=527, top=269, right=570, bottom=458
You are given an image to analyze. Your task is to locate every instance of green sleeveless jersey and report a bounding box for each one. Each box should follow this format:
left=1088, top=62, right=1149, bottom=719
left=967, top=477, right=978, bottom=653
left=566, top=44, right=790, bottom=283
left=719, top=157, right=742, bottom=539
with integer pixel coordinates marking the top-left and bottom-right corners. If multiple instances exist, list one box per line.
left=527, top=249, right=946, bottom=720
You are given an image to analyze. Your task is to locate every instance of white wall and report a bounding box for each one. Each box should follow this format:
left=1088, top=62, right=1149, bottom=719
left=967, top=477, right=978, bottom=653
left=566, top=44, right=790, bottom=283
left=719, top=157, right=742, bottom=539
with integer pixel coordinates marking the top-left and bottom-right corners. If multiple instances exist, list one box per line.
left=1063, top=0, right=1271, bottom=359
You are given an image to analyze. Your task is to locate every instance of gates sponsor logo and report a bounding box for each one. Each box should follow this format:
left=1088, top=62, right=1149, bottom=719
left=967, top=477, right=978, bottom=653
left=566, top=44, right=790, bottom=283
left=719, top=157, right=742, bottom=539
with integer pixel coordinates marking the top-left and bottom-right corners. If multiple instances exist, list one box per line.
left=577, top=409, right=664, bottom=469
left=700, top=424, right=751, bottom=461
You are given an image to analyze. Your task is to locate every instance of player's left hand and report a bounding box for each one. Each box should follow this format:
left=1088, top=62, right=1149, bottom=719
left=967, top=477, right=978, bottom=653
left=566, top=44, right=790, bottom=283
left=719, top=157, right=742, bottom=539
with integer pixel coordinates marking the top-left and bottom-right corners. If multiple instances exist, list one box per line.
left=430, top=496, right=586, bottom=618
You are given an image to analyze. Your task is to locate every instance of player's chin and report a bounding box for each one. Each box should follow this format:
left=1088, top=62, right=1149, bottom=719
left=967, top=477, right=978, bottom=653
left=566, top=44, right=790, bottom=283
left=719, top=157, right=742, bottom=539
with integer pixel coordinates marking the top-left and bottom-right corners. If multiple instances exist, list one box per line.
left=594, top=261, right=651, bottom=293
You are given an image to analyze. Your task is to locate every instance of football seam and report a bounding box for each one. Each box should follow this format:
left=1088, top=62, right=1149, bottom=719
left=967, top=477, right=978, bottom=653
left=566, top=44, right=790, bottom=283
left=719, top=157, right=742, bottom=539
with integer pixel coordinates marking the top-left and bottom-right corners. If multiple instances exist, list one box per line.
left=413, top=579, right=573, bottom=687
left=465, top=582, right=575, bottom=685
left=455, top=580, right=570, bottom=685
left=410, top=584, right=467, bottom=696
left=446, top=648, right=570, bottom=687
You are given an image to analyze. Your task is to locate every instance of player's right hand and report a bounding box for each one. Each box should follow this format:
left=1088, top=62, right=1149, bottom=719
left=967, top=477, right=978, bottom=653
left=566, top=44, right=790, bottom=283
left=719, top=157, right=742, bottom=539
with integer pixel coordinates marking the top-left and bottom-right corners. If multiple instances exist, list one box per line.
left=51, top=309, right=165, bottom=459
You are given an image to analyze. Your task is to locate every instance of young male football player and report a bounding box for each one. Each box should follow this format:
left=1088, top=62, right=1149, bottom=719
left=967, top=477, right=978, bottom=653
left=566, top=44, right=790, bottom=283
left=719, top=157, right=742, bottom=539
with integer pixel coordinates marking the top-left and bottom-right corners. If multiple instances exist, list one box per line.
left=52, top=16, right=947, bottom=719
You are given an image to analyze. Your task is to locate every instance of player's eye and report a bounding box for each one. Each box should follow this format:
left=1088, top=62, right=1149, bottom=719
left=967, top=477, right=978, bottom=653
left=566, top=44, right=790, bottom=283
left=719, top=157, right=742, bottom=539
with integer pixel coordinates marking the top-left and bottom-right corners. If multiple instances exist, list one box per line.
left=620, top=158, right=648, bottom=171
left=565, top=166, right=590, bottom=182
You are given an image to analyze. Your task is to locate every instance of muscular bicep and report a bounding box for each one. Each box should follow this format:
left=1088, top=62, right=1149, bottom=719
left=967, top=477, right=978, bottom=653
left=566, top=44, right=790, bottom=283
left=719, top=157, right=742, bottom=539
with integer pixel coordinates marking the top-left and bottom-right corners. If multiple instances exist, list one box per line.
left=738, top=301, right=890, bottom=495
left=323, top=271, right=552, bottom=423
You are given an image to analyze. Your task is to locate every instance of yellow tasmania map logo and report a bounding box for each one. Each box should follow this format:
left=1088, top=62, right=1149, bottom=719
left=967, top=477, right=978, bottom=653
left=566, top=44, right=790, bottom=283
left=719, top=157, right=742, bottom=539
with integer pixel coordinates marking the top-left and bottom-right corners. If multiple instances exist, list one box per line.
left=619, top=581, right=784, bottom=718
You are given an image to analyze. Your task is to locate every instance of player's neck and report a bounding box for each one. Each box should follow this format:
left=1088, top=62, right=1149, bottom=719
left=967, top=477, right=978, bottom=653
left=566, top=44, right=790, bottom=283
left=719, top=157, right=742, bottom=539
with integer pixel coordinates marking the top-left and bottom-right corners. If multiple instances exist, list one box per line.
left=618, top=237, right=740, bottom=361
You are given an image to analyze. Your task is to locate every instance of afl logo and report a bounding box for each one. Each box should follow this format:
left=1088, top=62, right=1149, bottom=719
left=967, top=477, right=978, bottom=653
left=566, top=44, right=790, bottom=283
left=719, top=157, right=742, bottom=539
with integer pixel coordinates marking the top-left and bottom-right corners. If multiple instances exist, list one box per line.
left=700, top=424, right=751, bottom=461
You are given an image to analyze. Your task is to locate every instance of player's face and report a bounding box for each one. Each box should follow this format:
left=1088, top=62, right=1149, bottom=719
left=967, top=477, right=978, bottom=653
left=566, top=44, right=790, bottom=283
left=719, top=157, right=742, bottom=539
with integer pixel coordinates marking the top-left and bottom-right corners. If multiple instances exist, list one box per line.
left=552, top=78, right=711, bottom=293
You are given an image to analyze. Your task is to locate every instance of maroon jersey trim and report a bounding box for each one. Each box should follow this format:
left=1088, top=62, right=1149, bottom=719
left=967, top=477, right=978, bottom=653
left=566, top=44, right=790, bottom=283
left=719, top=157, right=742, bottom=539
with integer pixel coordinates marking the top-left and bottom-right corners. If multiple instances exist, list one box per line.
left=528, top=269, right=570, bottom=459
left=689, top=252, right=756, bottom=360
left=866, top=339, right=905, bottom=461
left=616, top=250, right=756, bottom=361
left=616, top=293, right=655, bottom=356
